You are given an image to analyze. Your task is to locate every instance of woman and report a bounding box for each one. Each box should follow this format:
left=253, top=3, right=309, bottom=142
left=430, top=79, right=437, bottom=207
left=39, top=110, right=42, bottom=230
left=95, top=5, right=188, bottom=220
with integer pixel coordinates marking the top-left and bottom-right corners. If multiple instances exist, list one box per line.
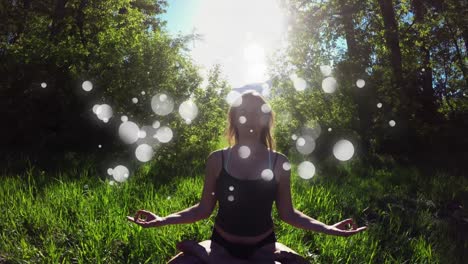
left=127, top=91, right=367, bottom=263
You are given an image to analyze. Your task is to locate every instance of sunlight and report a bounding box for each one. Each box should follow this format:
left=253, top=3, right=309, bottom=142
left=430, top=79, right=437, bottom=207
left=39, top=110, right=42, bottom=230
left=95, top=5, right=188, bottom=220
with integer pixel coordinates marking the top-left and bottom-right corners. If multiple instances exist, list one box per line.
left=190, top=0, right=287, bottom=87
left=243, top=43, right=265, bottom=63
left=246, top=62, right=268, bottom=84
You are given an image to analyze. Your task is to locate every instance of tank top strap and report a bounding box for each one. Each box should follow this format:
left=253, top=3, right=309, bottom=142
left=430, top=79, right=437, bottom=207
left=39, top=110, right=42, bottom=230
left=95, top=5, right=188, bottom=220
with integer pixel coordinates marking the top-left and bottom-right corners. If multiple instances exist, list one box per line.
left=221, top=148, right=225, bottom=168
left=269, top=150, right=271, bottom=170
left=273, top=152, right=278, bottom=169
left=226, top=146, right=232, bottom=171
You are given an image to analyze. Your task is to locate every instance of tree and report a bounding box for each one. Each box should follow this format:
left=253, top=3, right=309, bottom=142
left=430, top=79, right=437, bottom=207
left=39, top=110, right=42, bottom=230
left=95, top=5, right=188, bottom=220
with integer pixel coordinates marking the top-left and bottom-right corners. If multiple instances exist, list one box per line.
left=271, top=0, right=467, bottom=161
left=0, top=0, right=232, bottom=175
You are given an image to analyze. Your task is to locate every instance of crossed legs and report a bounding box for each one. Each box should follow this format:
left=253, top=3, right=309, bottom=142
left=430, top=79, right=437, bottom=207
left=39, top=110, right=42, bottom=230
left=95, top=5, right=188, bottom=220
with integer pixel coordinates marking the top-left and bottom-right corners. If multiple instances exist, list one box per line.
left=167, top=239, right=309, bottom=264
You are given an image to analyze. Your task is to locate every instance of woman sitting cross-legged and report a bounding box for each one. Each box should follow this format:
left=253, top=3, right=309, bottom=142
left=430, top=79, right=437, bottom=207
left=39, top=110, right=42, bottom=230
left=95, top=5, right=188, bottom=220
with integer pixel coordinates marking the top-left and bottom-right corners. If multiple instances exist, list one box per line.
left=127, top=91, right=367, bottom=263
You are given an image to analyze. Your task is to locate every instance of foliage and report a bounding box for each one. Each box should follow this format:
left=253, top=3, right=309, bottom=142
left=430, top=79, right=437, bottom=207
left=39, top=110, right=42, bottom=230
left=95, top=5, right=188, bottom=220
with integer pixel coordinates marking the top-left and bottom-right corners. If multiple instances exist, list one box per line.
left=150, top=64, right=231, bottom=177
left=270, top=0, right=467, bottom=161
left=0, top=0, right=232, bottom=177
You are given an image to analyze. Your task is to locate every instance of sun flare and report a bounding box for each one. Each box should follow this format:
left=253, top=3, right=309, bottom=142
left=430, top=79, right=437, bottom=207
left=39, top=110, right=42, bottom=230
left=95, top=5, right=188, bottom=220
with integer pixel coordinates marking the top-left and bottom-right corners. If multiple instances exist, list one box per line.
left=190, top=0, right=287, bottom=87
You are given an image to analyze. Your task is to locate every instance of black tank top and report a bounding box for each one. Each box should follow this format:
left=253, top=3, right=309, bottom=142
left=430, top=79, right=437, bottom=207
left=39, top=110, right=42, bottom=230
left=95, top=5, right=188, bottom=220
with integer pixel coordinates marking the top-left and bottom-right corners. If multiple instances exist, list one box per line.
left=214, top=146, right=278, bottom=236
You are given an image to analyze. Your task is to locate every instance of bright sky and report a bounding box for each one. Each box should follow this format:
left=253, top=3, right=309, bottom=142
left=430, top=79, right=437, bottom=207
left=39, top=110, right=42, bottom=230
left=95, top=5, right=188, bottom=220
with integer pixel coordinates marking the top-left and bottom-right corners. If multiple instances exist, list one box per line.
left=160, top=0, right=288, bottom=88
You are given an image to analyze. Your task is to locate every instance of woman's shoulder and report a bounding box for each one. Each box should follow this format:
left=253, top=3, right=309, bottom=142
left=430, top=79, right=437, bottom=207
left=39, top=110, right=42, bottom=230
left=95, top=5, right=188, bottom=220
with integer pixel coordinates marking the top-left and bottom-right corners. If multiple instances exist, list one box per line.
left=271, top=150, right=288, bottom=159
left=208, top=147, right=230, bottom=157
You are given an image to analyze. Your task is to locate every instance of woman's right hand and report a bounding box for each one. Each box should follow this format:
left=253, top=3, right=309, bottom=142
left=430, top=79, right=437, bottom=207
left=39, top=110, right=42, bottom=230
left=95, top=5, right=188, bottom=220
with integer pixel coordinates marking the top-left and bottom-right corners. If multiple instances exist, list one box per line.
left=327, top=218, right=367, bottom=237
left=126, top=209, right=166, bottom=228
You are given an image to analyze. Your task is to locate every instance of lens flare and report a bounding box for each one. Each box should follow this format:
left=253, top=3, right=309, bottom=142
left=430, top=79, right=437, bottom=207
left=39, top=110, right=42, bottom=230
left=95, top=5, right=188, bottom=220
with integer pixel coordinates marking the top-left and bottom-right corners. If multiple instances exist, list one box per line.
left=333, top=139, right=355, bottom=161
left=138, top=130, right=146, bottom=139
left=301, top=123, right=321, bottom=140
left=238, top=146, right=251, bottom=159
left=261, top=169, right=274, bottom=181
left=322, top=77, right=337, bottom=93
left=320, top=65, right=332, bottom=76
left=118, top=121, right=140, bottom=144
left=239, top=116, right=247, bottom=124
left=296, top=135, right=316, bottom=155
left=155, top=126, right=173, bottom=143
left=261, top=104, right=271, bottom=113
left=135, top=144, right=154, bottom=162
left=152, top=93, right=174, bottom=116
left=293, top=77, right=307, bottom=91
left=96, top=104, right=113, bottom=121
left=82, top=81, right=93, bottom=92
left=92, top=104, right=100, bottom=114
left=226, top=90, right=243, bottom=107
left=356, top=79, right=365, bottom=88
left=137, top=125, right=159, bottom=147
left=152, top=121, right=160, bottom=129
left=112, top=165, right=129, bottom=183
left=179, top=100, right=199, bottom=121
left=297, top=137, right=305, bottom=146
left=298, top=161, right=315, bottom=179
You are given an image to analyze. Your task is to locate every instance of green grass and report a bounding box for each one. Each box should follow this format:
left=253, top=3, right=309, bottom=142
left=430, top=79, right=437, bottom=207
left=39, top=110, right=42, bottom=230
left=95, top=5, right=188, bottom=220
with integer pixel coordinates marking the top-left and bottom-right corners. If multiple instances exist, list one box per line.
left=0, top=156, right=467, bottom=263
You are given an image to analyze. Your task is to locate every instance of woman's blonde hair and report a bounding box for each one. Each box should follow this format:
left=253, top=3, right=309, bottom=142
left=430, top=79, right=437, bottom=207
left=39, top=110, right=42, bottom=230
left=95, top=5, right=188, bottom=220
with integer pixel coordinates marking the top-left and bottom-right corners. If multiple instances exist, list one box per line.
left=224, top=91, right=276, bottom=150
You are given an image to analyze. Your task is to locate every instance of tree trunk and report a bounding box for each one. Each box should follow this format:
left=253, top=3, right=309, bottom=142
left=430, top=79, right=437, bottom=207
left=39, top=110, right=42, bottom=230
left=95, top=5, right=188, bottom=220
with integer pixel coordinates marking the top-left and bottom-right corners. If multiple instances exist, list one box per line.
left=49, top=0, right=68, bottom=41
left=377, top=0, right=404, bottom=94
left=411, top=0, right=439, bottom=121
left=377, top=0, right=411, bottom=156
left=339, top=0, right=374, bottom=157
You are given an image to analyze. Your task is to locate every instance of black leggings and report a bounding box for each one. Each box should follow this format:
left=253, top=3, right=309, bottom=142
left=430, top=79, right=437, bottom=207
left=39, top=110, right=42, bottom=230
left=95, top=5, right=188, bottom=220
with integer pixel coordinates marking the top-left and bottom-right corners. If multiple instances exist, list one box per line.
left=210, top=228, right=277, bottom=260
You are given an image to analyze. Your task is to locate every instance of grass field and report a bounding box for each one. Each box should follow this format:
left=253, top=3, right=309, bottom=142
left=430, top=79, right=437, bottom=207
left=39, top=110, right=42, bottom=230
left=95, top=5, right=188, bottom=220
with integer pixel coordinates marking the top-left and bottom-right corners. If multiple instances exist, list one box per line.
left=1, top=152, right=467, bottom=263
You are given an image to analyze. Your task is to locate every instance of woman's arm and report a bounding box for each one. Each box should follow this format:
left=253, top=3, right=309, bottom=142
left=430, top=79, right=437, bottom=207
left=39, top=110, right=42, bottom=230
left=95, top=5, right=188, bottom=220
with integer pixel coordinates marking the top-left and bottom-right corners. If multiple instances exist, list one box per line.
left=281, top=209, right=330, bottom=233
left=128, top=151, right=221, bottom=228
left=159, top=203, right=207, bottom=226
left=275, top=153, right=366, bottom=236
left=127, top=203, right=208, bottom=228
left=282, top=209, right=366, bottom=236
left=161, top=150, right=221, bottom=226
